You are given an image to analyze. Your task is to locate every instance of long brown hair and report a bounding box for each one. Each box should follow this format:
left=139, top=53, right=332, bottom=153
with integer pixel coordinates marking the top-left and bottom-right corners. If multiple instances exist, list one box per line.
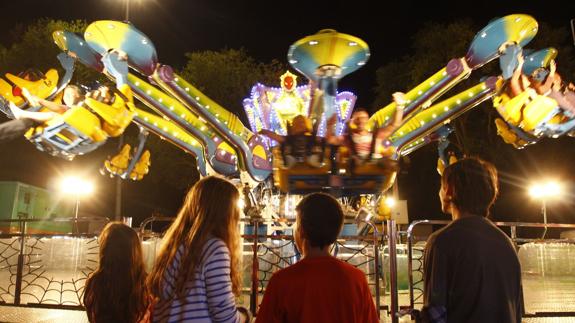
left=148, top=176, right=242, bottom=298
left=83, top=222, right=149, bottom=323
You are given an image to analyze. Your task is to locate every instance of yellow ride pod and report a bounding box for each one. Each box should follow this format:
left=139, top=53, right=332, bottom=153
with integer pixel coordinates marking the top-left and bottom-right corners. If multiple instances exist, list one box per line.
left=494, top=90, right=533, bottom=126
left=48, top=107, right=108, bottom=143
left=105, top=144, right=132, bottom=175
left=0, top=79, right=25, bottom=106
left=494, top=118, right=528, bottom=148
left=130, top=150, right=151, bottom=180
left=272, top=147, right=331, bottom=193
left=5, top=69, right=59, bottom=100
left=520, top=95, right=557, bottom=132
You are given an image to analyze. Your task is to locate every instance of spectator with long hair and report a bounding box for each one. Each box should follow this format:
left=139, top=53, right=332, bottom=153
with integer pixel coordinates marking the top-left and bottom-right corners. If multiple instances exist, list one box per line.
left=83, top=222, right=151, bottom=323
left=148, top=176, right=248, bottom=323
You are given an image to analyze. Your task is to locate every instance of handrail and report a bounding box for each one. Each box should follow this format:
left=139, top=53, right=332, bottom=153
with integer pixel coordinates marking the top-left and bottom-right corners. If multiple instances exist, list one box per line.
left=0, top=216, right=110, bottom=224
left=138, top=216, right=174, bottom=236
left=0, top=216, right=110, bottom=306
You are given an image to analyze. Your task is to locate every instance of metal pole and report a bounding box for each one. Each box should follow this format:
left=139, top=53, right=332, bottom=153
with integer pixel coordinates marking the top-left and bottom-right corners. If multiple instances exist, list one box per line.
left=74, top=198, right=80, bottom=234
left=407, top=223, right=415, bottom=310
left=250, top=220, right=259, bottom=316
left=387, top=219, right=399, bottom=323
left=541, top=200, right=548, bottom=239
left=125, top=0, right=130, bottom=21
left=372, top=223, right=381, bottom=319
left=74, top=198, right=80, bottom=219
left=570, top=19, right=574, bottom=47
left=510, top=225, right=518, bottom=249
left=14, top=220, right=26, bottom=305
left=115, top=136, right=123, bottom=221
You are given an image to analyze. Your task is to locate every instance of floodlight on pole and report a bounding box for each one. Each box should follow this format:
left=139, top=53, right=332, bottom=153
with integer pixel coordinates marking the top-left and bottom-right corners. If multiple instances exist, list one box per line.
left=528, top=180, right=563, bottom=239
left=59, top=176, right=94, bottom=219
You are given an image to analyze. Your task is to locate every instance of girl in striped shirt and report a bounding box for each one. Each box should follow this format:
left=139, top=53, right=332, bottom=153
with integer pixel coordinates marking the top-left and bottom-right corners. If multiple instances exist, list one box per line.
left=148, top=176, right=247, bottom=323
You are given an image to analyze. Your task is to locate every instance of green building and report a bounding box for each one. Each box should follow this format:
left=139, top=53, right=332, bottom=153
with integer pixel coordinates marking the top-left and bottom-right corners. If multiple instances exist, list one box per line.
left=0, top=181, right=74, bottom=233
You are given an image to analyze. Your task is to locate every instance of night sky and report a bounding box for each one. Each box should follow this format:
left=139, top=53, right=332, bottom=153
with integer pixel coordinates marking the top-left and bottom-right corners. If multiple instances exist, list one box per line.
left=0, top=0, right=574, bottom=228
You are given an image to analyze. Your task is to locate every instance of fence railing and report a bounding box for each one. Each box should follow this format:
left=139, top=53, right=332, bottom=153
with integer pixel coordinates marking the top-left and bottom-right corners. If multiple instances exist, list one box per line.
left=3, top=216, right=574, bottom=322
left=0, top=217, right=110, bottom=309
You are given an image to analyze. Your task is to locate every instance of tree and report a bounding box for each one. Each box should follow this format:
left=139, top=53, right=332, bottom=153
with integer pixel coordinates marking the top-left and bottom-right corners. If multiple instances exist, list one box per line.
left=0, top=18, right=103, bottom=86
left=179, top=48, right=288, bottom=125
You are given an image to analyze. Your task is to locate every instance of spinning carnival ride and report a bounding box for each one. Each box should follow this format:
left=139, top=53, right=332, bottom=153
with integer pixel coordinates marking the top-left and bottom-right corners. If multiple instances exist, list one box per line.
left=1, top=14, right=574, bottom=218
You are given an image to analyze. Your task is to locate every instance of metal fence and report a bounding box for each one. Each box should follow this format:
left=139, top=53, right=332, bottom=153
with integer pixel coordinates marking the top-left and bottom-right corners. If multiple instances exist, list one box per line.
left=0, top=217, right=109, bottom=309
left=2, top=216, right=574, bottom=323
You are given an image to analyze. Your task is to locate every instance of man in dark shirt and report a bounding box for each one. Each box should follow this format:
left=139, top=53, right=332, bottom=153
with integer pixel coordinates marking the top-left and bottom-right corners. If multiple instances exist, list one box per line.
left=422, top=157, right=523, bottom=323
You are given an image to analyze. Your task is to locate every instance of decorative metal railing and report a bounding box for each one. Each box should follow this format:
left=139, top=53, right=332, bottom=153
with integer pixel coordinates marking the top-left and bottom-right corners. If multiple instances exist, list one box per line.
left=0, top=217, right=109, bottom=309
left=3, top=216, right=574, bottom=322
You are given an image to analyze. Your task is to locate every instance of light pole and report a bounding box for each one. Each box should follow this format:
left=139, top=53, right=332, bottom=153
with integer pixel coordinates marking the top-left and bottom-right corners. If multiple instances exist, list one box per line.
left=125, top=0, right=130, bottom=21
left=60, top=176, right=94, bottom=232
left=529, top=180, right=562, bottom=239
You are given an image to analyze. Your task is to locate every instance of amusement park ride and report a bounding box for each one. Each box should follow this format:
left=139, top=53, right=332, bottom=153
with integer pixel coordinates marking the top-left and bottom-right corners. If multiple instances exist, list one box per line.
left=0, top=14, right=574, bottom=220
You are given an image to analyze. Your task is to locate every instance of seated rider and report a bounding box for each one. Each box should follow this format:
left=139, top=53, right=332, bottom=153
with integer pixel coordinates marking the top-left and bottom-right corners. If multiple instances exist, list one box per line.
left=511, top=54, right=575, bottom=116
left=326, top=92, right=406, bottom=162
left=259, top=115, right=322, bottom=168
left=9, top=85, right=84, bottom=122
left=0, top=85, right=84, bottom=144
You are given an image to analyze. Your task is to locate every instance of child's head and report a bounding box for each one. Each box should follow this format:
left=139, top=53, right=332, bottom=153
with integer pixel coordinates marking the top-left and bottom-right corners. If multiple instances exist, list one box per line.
left=149, top=176, right=242, bottom=297
left=351, top=109, right=369, bottom=131
left=295, top=192, right=344, bottom=254
left=63, top=85, right=84, bottom=106
left=289, top=115, right=312, bottom=135
left=84, top=222, right=148, bottom=323
left=97, top=222, right=143, bottom=272
left=177, top=175, right=241, bottom=240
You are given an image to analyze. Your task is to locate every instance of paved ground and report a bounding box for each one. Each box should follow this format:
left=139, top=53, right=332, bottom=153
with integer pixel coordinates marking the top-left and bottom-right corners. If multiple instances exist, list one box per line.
left=0, top=306, right=88, bottom=323
left=1, top=306, right=574, bottom=323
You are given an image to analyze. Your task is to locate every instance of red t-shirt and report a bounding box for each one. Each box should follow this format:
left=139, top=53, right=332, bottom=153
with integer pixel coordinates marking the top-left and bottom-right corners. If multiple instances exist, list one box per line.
left=255, top=256, right=379, bottom=323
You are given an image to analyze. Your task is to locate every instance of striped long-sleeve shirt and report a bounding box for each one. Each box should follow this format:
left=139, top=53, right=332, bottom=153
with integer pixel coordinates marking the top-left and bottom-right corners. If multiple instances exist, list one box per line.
left=152, top=237, right=241, bottom=323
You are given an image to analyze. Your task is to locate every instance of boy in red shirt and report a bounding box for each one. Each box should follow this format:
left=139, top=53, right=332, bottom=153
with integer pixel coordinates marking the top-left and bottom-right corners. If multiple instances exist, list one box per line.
left=255, top=193, right=379, bottom=323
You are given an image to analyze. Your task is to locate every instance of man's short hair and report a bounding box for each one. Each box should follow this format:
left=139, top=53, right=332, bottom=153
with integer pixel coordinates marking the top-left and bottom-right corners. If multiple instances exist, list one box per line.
left=296, top=192, right=344, bottom=249
left=352, top=108, right=369, bottom=115
left=442, top=157, right=499, bottom=217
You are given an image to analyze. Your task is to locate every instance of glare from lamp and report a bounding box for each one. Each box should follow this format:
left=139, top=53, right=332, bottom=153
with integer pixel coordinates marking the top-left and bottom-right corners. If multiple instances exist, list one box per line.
left=529, top=181, right=562, bottom=199
left=385, top=197, right=396, bottom=208
left=60, top=176, right=94, bottom=196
